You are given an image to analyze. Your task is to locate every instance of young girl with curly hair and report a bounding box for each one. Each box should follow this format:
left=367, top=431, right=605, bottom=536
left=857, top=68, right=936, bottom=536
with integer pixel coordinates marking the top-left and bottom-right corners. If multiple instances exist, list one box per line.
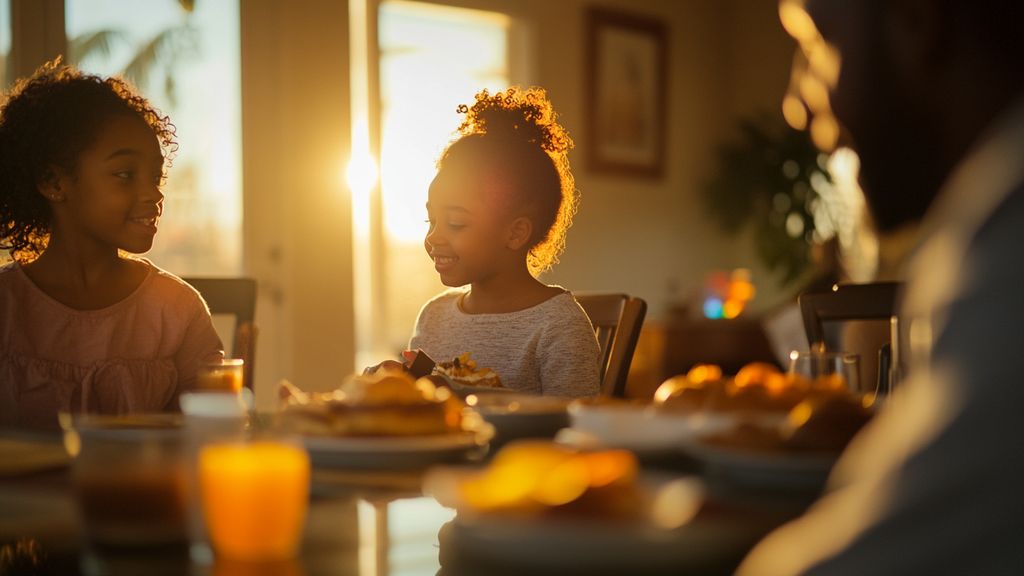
left=376, top=87, right=600, bottom=397
left=0, top=61, right=223, bottom=430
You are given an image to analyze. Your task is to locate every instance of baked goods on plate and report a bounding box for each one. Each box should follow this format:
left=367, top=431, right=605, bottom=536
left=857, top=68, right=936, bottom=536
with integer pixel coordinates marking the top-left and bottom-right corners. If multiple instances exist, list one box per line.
left=433, top=353, right=503, bottom=389
left=277, top=369, right=465, bottom=437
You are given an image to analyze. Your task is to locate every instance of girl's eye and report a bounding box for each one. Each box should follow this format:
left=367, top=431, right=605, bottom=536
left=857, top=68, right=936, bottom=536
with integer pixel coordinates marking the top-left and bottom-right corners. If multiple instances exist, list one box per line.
left=447, top=222, right=466, bottom=230
left=114, top=171, right=133, bottom=180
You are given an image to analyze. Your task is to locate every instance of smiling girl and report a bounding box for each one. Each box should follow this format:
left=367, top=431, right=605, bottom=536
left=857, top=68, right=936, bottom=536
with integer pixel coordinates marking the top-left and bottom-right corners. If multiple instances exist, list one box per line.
left=403, top=87, right=600, bottom=397
left=0, top=61, right=223, bottom=430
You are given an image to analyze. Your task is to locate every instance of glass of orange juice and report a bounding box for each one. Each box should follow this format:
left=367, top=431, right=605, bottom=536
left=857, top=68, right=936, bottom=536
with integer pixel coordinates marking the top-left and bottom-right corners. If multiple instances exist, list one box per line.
left=198, top=441, right=310, bottom=560
left=196, top=359, right=245, bottom=393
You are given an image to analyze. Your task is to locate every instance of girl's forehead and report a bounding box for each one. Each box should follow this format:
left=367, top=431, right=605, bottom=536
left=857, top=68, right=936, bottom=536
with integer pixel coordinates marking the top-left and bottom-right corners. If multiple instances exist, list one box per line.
left=85, top=114, right=162, bottom=160
left=429, top=164, right=507, bottom=205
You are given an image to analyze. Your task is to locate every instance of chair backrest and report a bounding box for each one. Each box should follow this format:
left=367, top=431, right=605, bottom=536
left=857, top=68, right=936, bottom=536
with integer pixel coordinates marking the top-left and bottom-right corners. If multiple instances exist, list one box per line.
left=183, top=277, right=258, bottom=390
left=799, top=282, right=901, bottom=394
left=575, top=293, right=648, bottom=397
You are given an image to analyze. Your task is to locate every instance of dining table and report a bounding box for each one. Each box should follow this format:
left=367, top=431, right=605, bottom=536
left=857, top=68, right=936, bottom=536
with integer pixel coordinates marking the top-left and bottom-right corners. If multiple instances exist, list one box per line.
left=0, top=424, right=825, bottom=576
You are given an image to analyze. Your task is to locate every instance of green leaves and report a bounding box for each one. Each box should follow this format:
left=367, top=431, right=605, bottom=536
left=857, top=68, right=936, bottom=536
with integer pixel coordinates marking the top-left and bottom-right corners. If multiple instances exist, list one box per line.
left=703, top=114, right=834, bottom=284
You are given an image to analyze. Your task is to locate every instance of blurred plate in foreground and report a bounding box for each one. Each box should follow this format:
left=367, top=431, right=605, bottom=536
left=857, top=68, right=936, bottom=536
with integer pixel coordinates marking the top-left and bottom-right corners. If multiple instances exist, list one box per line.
left=681, top=439, right=837, bottom=492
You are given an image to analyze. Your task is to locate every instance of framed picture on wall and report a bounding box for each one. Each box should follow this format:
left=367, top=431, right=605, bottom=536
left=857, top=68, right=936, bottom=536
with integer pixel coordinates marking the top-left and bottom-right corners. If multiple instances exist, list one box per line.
left=586, top=8, right=668, bottom=177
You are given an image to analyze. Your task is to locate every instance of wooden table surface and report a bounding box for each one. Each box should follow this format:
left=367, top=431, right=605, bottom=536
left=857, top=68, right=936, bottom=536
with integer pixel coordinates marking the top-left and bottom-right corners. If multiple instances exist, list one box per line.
left=0, top=431, right=820, bottom=576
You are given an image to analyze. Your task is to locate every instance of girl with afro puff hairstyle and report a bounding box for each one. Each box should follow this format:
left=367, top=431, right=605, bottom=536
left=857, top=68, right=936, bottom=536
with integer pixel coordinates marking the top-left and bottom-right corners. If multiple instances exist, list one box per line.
left=0, top=60, right=223, bottom=430
left=372, top=87, right=600, bottom=397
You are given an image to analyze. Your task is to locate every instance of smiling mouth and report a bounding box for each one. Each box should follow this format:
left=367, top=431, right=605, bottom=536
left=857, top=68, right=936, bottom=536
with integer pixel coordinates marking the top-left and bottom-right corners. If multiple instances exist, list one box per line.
left=433, top=255, right=457, bottom=266
left=129, top=216, right=158, bottom=227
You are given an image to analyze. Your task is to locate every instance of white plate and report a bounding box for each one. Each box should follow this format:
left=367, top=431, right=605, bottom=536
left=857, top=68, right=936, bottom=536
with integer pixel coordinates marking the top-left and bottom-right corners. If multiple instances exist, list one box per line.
left=471, top=394, right=570, bottom=442
left=566, top=403, right=737, bottom=451
left=440, top=503, right=762, bottom=573
left=302, top=432, right=488, bottom=469
left=682, top=440, right=837, bottom=491
left=447, top=381, right=517, bottom=398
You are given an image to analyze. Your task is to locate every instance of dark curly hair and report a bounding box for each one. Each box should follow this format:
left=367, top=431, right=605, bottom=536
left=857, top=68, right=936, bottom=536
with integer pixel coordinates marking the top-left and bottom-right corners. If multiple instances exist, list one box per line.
left=439, top=87, right=577, bottom=276
left=0, top=59, right=177, bottom=262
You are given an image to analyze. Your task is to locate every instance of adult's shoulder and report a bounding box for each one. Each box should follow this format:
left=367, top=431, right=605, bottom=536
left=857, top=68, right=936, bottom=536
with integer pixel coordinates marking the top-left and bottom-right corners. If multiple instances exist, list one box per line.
left=972, top=183, right=1024, bottom=259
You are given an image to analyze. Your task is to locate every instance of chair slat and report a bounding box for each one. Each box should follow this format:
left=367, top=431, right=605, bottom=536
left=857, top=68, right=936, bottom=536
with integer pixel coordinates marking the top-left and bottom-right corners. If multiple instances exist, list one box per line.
left=575, top=293, right=648, bottom=397
left=183, top=277, right=258, bottom=391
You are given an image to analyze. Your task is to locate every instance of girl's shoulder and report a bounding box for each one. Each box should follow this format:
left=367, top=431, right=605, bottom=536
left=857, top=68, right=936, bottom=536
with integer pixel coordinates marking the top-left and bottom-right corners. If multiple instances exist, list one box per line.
left=0, top=260, right=24, bottom=296
left=420, top=287, right=468, bottom=312
left=529, top=289, right=595, bottom=331
left=0, top=260, right=19, bottom=279
left=527, top=287, right=581, bottom=315
left=132, top=258, right=208, bottom=313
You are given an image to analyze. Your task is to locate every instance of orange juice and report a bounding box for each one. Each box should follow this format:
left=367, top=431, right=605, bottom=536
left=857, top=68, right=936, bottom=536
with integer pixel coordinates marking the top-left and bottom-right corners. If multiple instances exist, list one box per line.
left=196, top=358, right=244, bottom=389
left=196, top=359, right=244, bottom=392
left=199, top=442, right=310, bottom=560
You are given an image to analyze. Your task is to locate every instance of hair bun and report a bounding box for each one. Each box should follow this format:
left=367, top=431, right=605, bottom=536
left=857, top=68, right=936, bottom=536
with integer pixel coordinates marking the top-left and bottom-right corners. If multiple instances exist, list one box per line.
left=456, top=87, right=573, bottom=155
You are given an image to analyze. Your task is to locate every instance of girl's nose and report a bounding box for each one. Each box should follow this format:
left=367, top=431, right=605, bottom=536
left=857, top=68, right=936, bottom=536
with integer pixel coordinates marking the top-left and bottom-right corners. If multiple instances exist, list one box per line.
left=424, top=224, right=445, bottom=248
left=144, top=183, right=164, bottom=204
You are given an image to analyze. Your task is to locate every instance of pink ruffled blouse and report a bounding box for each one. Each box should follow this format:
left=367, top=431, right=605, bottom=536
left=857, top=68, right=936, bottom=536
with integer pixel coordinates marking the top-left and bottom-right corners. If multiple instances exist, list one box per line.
left=0, top=259, right=223, bottom=430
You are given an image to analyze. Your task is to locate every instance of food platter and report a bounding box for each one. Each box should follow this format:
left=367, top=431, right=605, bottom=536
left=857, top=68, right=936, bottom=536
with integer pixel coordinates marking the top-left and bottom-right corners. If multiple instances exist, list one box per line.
left=303, top=431, right=490, bottom=470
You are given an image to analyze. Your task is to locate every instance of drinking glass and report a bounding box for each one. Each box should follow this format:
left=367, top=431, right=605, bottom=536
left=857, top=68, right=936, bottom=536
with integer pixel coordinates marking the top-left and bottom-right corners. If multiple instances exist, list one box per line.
left=196, top=359, right=245, bottom=393
left=65, top=416, right=190, bottom=551
left=788, top=350, right=861, bottom=393
left=199, top=440, right=310, bottom=561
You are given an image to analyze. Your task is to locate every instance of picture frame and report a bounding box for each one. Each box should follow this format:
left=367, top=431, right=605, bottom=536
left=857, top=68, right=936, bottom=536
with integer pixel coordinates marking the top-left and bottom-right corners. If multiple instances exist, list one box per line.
left=586, top=8, right=668, bottom=177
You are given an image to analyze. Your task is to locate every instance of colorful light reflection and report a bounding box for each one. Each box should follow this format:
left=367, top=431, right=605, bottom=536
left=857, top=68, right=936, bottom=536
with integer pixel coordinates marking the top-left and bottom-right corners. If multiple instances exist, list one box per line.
left=703, top=269, right=756, bottom=319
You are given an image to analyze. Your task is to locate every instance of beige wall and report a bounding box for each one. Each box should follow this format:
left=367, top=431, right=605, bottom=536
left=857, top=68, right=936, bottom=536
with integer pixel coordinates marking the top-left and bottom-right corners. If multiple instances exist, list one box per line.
left=242, top=0, right=355, bottom=406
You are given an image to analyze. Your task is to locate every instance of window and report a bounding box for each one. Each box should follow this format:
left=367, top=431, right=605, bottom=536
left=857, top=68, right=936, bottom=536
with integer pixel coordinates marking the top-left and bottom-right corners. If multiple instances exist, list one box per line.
left=372, top=0, right=512, bottom=357
left=0, top=0, right=9, bottom=89
left=65, top=0, right=242, bottom=275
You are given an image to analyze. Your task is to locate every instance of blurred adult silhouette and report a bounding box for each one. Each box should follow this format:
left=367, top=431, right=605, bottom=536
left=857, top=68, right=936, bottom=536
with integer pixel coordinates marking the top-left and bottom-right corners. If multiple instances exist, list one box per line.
left=739, top=0, right=1024, bottom=574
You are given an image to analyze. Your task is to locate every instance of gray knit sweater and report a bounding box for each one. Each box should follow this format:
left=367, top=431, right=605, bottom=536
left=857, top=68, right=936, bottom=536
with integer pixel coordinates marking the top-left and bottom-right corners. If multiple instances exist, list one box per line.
left=408, top=289, right=601, bottom=397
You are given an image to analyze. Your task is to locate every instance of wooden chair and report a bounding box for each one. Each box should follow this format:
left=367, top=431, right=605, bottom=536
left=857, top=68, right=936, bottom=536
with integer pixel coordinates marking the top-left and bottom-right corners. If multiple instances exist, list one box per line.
left=183, top=277, right=258, bottom=391
left=799, top=282, right=901, bottom=395
left=575, top=293, right=648, bottom=398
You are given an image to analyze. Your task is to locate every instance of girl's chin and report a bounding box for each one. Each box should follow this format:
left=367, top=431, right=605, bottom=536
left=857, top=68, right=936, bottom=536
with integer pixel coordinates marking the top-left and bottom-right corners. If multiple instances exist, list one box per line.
left=437, top=274, right=469, bottom=288
left=120, top=241, right=155, bottom=254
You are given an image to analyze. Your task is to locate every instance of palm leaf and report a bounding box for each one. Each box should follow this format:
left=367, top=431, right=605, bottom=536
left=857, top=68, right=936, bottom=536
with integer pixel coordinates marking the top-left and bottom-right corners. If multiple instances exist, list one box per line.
left=68, top=29, right=129, bottom=64
left=121, top=25, right=196, bottom=105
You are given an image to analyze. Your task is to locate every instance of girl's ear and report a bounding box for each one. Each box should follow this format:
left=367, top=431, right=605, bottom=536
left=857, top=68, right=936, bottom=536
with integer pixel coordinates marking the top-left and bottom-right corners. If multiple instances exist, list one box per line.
left=37, top=166, right=67, bottom=202
left=506, top=216, right=533, bottom=251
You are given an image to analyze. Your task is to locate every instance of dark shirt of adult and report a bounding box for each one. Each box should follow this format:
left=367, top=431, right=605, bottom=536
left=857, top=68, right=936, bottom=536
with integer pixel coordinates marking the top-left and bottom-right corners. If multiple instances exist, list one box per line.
left=739, top=1, right=1024, bottom=574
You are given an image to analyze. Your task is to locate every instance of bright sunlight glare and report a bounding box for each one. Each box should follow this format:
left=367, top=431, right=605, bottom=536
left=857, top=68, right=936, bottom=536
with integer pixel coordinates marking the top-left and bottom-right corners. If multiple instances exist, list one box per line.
left=346, top=149, right=379, bottom=201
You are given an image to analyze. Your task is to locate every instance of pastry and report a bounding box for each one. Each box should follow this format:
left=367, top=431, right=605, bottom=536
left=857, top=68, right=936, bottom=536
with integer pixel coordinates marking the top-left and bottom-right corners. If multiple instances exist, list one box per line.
left=278, top=369, right=463, bottom=436
left=433, top=353, right=503, bottom=388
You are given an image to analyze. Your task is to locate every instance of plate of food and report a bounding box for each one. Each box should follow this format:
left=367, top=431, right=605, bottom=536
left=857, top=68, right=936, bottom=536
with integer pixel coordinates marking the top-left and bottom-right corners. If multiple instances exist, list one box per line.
left=426, top=441, right=762, bottom=573
left=301, top=433, right=486, bottom=469
left=277, top=370, right=493, bottom=469
left=558, top=397, right=722, bottom=468
left=468, top=393, right=570, bottom=444
left=421, top=352, right=516, bottom=398
left=650, top=362, right=876, bottom=490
